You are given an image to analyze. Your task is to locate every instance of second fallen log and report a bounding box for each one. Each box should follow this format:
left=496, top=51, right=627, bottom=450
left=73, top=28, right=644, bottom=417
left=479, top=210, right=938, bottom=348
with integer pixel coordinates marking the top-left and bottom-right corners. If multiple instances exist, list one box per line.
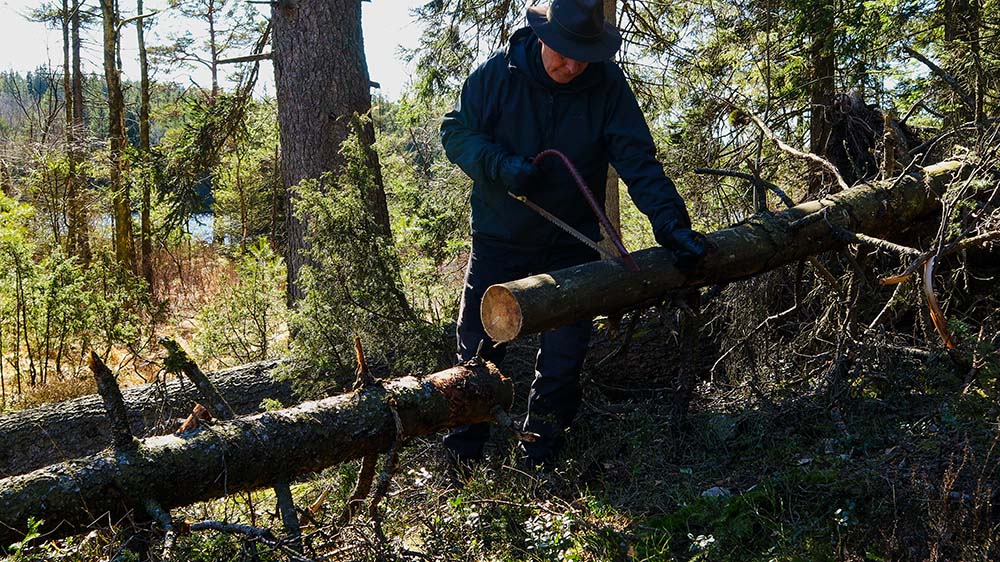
left=482, top=161, right=967, bottom=341
left=0, top=359, right=291, bottom=478
left=0, top=361, right=511, bottom=548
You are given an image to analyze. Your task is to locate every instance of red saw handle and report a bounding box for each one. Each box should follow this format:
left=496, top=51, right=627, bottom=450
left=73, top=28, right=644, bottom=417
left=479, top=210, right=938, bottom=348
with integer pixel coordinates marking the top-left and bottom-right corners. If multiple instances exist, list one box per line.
left=532, top=149, right=639, bottom=272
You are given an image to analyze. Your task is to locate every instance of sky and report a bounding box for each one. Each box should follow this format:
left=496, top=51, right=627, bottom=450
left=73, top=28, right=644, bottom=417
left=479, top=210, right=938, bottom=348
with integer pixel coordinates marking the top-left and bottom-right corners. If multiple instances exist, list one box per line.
left=0, top=0, right=428, bottom=100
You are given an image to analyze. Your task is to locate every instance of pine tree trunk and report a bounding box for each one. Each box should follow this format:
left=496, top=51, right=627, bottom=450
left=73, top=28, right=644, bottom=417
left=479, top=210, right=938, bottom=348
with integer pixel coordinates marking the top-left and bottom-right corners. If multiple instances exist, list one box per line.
left=62, top=0, right=77, bottom=256
left=70, top=0, right=90, bottom=264
left=808, top=0, right=836, bottom=195
left=271, top=0, right=392, bottom=303
left=101, top=0, right=136, bottom=274
left=137, top=0, right=154, bottom=287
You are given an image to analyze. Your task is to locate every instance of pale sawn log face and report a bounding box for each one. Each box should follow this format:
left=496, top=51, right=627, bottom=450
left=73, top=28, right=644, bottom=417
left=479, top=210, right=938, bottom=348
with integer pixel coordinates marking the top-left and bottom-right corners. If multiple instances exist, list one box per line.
left=482, top=162, right=967, bottom=341
left=0, top=360, right=292, bottom=478
left=0, top=362, right=512, bottom=548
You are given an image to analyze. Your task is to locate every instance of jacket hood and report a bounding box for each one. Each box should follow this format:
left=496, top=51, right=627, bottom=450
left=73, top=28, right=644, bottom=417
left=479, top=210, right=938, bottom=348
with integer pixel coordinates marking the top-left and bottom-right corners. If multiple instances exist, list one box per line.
left=506, top=26, right=604, bottom=93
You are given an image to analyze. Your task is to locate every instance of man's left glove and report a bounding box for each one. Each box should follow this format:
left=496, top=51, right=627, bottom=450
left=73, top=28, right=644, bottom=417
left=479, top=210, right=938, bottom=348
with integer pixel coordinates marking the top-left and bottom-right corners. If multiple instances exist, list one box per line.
left=655, top=226, right=709, bottom=270
left=498, top=155, right=540, bottom=196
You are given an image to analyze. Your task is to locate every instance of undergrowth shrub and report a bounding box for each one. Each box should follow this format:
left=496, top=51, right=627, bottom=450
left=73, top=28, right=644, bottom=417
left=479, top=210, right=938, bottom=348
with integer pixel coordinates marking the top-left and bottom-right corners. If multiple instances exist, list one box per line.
left=193, top=238, right=288, bottom=369
left=287, top=117, right=446, bottom=393
left=0, top=193, right=156, bottom=409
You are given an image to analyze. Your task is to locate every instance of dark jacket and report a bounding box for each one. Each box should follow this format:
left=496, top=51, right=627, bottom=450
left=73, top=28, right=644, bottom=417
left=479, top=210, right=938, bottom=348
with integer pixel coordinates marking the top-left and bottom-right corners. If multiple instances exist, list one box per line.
left=441, top=27, right=692, bottom=249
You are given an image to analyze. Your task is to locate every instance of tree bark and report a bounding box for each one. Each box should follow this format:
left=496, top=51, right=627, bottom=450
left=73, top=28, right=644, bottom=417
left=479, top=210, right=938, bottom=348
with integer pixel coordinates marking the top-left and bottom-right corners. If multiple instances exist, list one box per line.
left=101, top=0, right=136, bottom=274
left=481, top=161, right=967, bottom=342
left=0, top=360, right=291, bottom=478
left=808, top=0, right=836, bottom=195
left=0, top=362, right=511, bottom=547
left=137, top=0, right=154, bottom=287
left=271, top=0, right=392, bottom=303
left=61, top=0, right=79, bottom=258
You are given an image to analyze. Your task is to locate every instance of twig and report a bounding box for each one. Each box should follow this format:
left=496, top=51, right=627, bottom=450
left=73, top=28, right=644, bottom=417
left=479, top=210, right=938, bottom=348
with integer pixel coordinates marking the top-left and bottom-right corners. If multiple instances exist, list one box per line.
left=902, top=46, right=976, bottom=111
left=336, top=455, right=377, bottom=525
left=828, top=226, right=923, bottom=257
left=923, top=255, right=957, bottom=349
left=901, top=92, right=931, bottom=124
left=595, top=311, right=642, bottom=368
left=369, top=397, right=405, bottom=545
left=88, top=351, right=136, bottom=452
left=188, top=520, right=276, bottom=540
left=144, top=499, right=175, bottom=561
left=217, top=52, right=272, bottom=65
left=118, top=9, right=160, bottom=29
left=868, top=280, right=907, bottom=330
left=744, top=111, right=851, bottom=192
left=352, top=335, right=375, bottom=390
left=710, top=304, right=798, bottom=375
left=880, top=230, right=1000, bottom=285
left=694, top=167, right=795, bottom=208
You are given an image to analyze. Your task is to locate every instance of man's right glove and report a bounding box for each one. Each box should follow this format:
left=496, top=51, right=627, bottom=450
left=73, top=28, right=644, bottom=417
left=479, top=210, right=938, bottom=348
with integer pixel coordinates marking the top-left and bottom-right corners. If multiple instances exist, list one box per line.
left=655, top=226, right=709, bottom=270
left=497, top=155, right=540, bottom=196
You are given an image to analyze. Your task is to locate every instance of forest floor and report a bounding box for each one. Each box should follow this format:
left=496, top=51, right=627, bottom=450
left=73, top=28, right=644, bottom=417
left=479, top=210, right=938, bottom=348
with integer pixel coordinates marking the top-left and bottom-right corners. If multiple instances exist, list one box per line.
left=6, top=251, right=999, bottom=562
left=166, top=281, right=998, bottom=561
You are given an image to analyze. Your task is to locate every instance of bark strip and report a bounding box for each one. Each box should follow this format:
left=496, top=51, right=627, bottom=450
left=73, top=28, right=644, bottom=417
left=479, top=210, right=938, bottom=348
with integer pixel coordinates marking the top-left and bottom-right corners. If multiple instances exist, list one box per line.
left=0, top=362, right=512, bottom=547
left=482, top=161, right=968, bottom=341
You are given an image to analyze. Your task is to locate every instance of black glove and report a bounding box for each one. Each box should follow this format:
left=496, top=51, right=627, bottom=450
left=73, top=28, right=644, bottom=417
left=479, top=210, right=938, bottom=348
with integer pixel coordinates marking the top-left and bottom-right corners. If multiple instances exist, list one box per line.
left=497, top=155, right=540, bottom=196
left=655, top=226, right=709, bottom=270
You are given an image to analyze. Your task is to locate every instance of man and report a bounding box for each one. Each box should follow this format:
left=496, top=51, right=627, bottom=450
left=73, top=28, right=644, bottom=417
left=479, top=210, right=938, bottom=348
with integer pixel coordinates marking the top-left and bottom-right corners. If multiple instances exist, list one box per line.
left=440, top=0, right=707, bottom=467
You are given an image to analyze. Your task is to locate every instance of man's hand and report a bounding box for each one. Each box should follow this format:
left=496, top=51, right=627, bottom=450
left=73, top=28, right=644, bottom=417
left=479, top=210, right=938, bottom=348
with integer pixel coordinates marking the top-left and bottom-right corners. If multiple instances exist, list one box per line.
left=498, top=155, right=540, bottom=196
left=655, top=227, right=709, bottom=270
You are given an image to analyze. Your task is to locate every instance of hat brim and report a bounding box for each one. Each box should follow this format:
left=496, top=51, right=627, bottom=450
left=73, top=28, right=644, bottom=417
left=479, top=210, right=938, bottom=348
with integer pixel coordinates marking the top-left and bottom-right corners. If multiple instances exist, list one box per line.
left=527, top=6, right=622, bottom=63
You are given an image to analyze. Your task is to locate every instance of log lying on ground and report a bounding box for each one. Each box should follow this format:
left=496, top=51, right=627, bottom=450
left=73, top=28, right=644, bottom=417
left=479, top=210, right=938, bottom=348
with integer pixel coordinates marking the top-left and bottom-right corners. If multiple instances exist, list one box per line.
left=0, top=362, right=511, bottom=548
left=0, top=359, right=292, bottom=478
left=483, top=161, right=968, bottom=341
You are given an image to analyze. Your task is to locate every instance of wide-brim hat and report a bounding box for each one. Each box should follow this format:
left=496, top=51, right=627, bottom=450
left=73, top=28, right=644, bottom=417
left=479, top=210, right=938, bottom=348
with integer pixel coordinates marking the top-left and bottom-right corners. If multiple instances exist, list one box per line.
left=527, top=0, right=622, bottom=63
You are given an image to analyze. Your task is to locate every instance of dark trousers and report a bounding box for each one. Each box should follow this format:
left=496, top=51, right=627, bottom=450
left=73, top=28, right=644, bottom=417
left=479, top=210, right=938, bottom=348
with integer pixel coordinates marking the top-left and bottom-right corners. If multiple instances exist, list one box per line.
left=443, top=237, right=598, bottom=462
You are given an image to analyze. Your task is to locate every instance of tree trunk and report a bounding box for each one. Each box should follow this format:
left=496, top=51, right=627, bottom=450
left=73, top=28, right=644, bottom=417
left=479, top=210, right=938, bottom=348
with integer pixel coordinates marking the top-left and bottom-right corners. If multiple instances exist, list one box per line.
left=61, top=0, right=77, bottom=256
left=69, top=0, right=90, bottom=265
left=0, top=362, right=511, bottom=547
left=943, top=0, right=982, bottom=125
left=101, top=0, right=136, bottom=274
left=137, top=0, right=154, bottom=288
left=271, top=0, right=392, bottom=303
left=808, top=0, right=836, bottom=195
left=481, top=161, right=967, bottom=342
left=0, top=360, right=292, bottom=478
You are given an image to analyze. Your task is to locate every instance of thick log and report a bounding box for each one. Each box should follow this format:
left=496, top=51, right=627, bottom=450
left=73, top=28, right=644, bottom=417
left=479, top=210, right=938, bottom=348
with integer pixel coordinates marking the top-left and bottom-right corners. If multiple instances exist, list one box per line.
left=0, top=360, right=292, bottom=478
left=482, top=161, right=967, bottom=341
left=0, top=362, right=511, bottom=548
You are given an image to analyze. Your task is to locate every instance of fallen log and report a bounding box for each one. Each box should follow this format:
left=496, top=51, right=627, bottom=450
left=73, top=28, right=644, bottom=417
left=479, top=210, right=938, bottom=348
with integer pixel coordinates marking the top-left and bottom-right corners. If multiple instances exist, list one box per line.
left=482, top=161, right=968, bottom=341
left=0, top=361, right=511, bottom=548
left=0, top=359, right=292, bottom=478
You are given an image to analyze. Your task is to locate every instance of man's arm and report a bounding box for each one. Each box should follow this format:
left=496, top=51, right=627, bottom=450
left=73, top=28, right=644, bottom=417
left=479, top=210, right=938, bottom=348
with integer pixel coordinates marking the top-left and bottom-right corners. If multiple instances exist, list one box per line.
left=603, top=67, right=707, bottom=266
left=440, top=64, right=508, bottom=186
left=602, top=67, right=691, bottom=235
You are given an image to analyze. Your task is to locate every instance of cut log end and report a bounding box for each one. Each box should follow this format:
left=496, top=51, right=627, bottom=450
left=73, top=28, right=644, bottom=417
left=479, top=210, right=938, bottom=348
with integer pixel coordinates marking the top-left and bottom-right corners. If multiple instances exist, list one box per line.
left=482, top=284, right=523, bottom=343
